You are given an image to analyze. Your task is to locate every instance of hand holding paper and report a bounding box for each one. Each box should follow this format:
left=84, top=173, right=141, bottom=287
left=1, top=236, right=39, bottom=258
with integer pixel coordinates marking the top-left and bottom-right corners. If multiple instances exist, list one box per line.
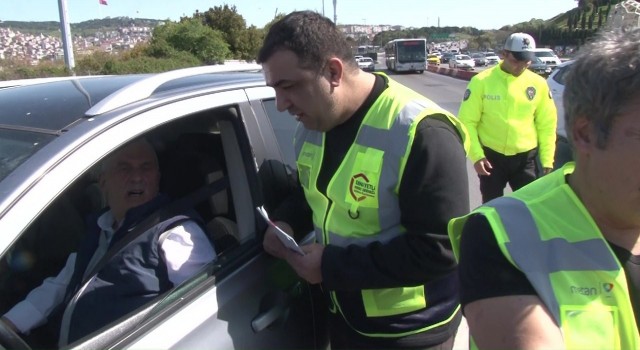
left=257, top=207, right=305, bottom=255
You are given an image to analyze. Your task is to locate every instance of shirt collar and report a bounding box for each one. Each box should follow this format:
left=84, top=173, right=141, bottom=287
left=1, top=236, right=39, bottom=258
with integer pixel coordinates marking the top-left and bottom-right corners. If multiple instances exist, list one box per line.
left=97, top=210, right=117, bottom=235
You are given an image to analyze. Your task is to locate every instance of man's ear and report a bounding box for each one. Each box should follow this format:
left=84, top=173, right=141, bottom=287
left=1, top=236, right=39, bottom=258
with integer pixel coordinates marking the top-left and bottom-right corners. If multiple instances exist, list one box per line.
left=571, top=116, right=593, bottom=153
left=325, top=57, right=344, bottom=87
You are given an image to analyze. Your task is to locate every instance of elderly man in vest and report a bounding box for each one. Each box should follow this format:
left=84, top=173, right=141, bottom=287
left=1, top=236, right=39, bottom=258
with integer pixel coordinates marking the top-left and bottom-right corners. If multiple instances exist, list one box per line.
left=1, top=138, right=216, bottom=347
left=257, top=11, right=470, bottom=350
left=449, top=28, right=640, bottom=349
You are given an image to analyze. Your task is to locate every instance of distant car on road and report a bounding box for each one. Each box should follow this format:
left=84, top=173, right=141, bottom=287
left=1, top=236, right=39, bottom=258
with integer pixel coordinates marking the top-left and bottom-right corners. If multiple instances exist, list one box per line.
left=357, top=57, right=376, bottom=71
left=528, top=56, right=553, bottom=78
left=470, top=53, right=486, bottom=66
left=449, top=54, right=475, bottom=70
left=483, top=52, right=500, bottom=65
left=533, top=48, right=562, bottom=70
left=440, top=52, right=454, bottom=64
left=354, top=55, right=364, bottom=62
left=427, top=53, right=441, bottom=65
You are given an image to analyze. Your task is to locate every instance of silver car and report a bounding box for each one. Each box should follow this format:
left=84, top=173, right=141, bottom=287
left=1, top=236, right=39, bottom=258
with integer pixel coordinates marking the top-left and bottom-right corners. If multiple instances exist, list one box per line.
left=448, top=54, right=475, bottom=70
left=547, top=60, right=574, bottom=168
left=357, top=57, right=376, bottom=71
left=0, top=65, right=328, bottom=350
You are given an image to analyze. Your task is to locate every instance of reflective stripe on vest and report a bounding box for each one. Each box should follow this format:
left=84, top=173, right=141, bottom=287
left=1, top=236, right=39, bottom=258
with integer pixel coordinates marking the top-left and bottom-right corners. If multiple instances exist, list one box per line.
left=487, top=196, right=620, bottom=324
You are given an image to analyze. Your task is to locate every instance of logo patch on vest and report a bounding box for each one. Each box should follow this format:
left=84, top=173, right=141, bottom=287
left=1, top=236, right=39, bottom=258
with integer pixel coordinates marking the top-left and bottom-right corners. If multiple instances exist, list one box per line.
left=526, top=86, right=536, bottom=101
left=602, top=282, right=614, bottom=298
left=349, top=173, right=376, bottom=201
left=463, top=89, right=471, bottom=101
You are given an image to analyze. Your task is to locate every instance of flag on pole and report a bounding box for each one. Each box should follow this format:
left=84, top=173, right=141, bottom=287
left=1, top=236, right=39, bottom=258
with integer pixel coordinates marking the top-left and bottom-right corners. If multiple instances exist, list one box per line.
left=99, top=0, right=108, bottom=5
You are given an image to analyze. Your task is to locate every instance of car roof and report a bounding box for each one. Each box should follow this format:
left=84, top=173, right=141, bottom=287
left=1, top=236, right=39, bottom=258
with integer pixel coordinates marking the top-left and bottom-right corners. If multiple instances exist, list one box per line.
left=0, top=64, right=264, bottom=134
left=0, top=75, right=97, bottom=90
left=0, top=75, right=146, bottom=132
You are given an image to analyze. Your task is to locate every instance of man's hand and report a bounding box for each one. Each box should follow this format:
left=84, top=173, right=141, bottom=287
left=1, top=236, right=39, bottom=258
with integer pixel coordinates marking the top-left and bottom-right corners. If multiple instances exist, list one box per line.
left=285, top=243, right=324, bottom=284
left=263, top=222, right=324, bottom=284
left=474, top=158, right=493, bottom=176
left=262, top=221, right=294, bottom=259
left=542, top=167, right=553, bottom=175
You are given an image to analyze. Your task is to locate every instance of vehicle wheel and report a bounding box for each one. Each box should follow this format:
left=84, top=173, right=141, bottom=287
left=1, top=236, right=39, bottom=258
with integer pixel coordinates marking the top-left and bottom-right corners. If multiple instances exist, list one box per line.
left=418, top=70, right=424, bottom=74
left=0, top=320, right=30, bottom=350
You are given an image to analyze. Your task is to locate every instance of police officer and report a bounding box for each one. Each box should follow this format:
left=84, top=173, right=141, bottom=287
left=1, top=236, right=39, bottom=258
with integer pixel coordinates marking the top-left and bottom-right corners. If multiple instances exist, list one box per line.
left=458, top=32, right=557, bottom=203
left=448, top=28, right=640, bottom=349
left=257, top=11, right=470, bottom=350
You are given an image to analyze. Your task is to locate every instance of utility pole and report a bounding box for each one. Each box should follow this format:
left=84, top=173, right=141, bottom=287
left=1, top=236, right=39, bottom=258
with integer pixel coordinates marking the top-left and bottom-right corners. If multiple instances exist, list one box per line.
left=322, top=0, right=325, bottom=16
left=58, top=0, right=75, bottom=72
left=333, top=0, right=337, bottom=24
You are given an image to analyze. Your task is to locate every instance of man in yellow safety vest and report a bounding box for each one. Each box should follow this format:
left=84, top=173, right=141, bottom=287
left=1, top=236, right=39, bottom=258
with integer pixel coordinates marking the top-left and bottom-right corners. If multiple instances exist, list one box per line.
left=449, top=28, right=640, bottom=349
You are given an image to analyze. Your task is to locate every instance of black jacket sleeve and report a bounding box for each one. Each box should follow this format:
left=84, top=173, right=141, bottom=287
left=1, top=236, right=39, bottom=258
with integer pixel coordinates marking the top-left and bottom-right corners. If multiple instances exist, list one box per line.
left=271, top=177, right=314, bottom=238
left=458, top=213, right=536, bottom=306
left=322, top=115, right=470, bottom=290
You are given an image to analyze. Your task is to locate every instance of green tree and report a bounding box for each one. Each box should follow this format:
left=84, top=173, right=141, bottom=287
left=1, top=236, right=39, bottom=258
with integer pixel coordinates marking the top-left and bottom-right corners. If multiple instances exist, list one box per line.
left=244, top=25, right=265, bottom=61
left=198, top=5, right=250, bottom=59
left=150, top=19, right=231, bottom=64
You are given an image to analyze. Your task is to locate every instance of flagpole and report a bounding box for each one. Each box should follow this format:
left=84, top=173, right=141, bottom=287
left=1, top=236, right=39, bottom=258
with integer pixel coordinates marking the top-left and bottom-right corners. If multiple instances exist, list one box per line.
left=57, top=0, right=75, bottom=72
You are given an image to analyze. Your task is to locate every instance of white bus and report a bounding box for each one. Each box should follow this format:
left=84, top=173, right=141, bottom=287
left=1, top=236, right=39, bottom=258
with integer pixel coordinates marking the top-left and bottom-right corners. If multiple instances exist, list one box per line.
left=384, top=38, right=427, bottom=73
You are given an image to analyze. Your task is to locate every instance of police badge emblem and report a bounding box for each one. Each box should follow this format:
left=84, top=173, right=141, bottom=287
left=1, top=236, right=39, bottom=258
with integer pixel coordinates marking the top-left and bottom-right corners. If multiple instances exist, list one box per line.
left=526, top=87, right=536, bottom=101
left=463, top=89, right=471, bottom=101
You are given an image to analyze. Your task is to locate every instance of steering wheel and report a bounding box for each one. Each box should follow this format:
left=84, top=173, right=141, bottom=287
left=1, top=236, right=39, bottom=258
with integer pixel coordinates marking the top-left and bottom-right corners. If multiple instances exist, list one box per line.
left=0, top=319, right=30, bottom=350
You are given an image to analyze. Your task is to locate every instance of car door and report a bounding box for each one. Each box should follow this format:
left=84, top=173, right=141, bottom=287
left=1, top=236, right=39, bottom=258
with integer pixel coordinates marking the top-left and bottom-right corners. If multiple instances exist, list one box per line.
left=0, top=88, right=326, bottom=350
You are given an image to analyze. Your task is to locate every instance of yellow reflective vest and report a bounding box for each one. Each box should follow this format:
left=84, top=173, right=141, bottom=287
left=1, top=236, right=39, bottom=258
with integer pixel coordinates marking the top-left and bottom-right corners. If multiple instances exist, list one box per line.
left=449, top=163, right=640, bottom=349
left=294, top=73, right=468, bottom=337
left=458, top=63, right=557, bottom=168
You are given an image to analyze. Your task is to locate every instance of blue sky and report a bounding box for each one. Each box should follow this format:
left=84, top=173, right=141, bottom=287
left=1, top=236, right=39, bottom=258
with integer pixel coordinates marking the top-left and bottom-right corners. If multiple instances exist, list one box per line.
left=0, top=0, right=578, bottom=30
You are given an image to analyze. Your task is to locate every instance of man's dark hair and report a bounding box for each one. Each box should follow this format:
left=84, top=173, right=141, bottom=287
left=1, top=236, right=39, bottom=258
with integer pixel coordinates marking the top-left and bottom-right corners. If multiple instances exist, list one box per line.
left=257, top=11, right=355, bottom=71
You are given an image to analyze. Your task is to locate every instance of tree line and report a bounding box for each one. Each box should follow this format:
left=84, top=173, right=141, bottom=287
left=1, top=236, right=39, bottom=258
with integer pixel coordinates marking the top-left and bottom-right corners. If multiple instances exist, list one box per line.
left=0, top=1, right=630, bottom=79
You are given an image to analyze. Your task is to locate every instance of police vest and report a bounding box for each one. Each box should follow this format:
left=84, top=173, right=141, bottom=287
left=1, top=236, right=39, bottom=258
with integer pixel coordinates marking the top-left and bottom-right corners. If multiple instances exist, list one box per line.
left=457, top=65, right=557, bottom=168
left=294, top=73, right=469, bottom=337
left=449, top=163, right=640, bottom=349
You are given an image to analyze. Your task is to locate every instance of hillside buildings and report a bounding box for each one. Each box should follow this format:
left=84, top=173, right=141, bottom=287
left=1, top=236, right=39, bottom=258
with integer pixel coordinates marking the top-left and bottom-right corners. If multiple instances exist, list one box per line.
left=1, top=22, right=396, bottom=64
left=0, top=24, right=154, bottom=64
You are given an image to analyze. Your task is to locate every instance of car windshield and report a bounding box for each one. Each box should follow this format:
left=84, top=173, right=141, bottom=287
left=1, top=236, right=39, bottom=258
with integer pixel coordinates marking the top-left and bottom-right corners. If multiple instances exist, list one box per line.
left=0, top=75, right=145, bottom=182
left=458, top=55, right=471, bottom=60
left=535, top=51, right=555, bottom=58
left=0, top=129, right=53, bottom=181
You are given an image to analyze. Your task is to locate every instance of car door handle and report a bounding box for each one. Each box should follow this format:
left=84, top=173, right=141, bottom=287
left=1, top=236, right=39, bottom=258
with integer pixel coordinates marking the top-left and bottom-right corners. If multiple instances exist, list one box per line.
left=251, top=291, right=292, bottom=332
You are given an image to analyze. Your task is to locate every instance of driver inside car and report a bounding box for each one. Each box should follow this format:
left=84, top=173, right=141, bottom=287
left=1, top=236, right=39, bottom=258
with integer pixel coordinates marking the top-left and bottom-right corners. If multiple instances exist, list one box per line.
left=0, top=138, right=216, bottom=347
